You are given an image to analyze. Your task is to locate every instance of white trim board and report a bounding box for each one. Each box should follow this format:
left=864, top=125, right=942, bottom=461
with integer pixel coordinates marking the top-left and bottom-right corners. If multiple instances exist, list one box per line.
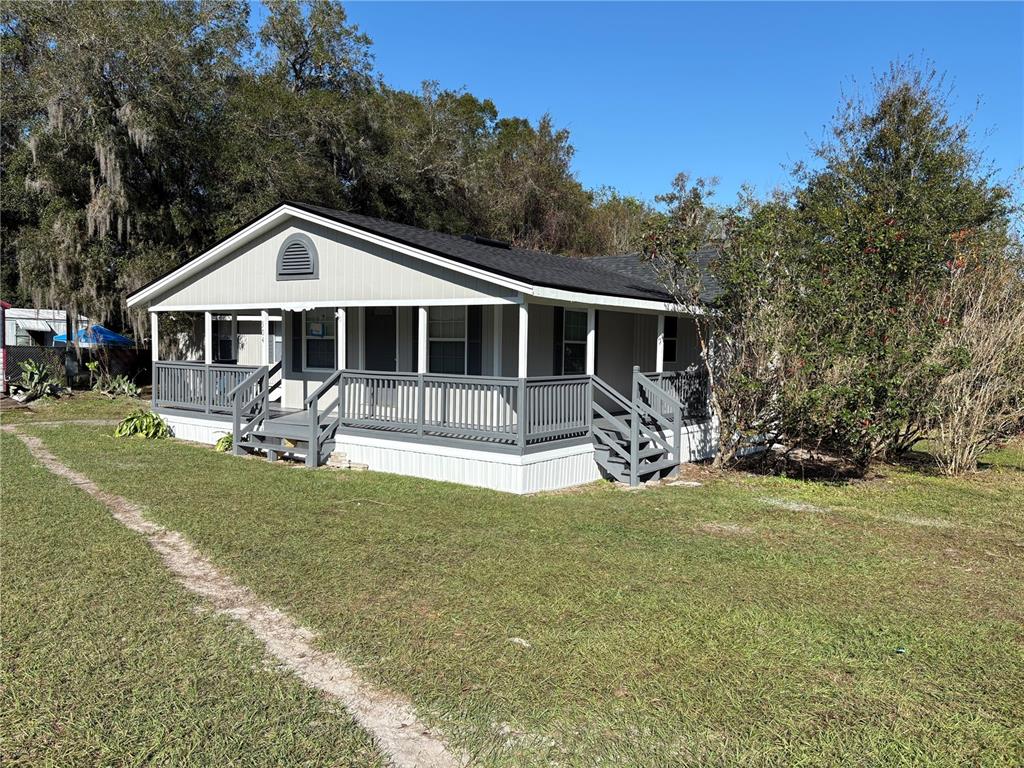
left=149, top=297, right=521, bottom=313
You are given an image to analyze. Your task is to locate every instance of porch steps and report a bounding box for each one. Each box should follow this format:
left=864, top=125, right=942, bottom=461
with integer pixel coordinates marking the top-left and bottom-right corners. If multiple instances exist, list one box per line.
left=594, top=442, right=678, bottom=485
left=239, top=429, right=335, bottom=466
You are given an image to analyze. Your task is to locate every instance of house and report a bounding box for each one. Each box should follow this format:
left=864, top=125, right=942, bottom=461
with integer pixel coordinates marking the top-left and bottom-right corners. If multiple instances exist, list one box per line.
left=1, top=304, right=90, bottom=394
left=127, top=202, right=718, bottom=493
left=2, top=306, right=89, bottom=347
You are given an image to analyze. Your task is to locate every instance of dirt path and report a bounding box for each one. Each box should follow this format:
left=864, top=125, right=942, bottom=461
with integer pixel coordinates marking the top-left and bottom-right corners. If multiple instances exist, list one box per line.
left=4, top=425, right=466, bottom=768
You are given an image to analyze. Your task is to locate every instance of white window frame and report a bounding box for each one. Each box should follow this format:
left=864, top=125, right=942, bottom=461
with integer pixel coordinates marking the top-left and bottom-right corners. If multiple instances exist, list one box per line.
left=664, top=315, right=678, bottom=364
left=302, top=309, right=336, bottom=372
left=562, top=309, right=588, bottom=375
left=427, top=306, right=467, bottom=375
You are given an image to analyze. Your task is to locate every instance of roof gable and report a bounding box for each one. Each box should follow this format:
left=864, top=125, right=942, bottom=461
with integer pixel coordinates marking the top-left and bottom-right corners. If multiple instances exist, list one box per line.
left=141, top=217, right=514, bottom=311
left=128, top=201, right=698, bottom=311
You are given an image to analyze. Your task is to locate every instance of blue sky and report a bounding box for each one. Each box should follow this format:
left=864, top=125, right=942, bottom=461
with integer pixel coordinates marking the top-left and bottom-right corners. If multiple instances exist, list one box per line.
left=256, top=2, right=1023, bottom=205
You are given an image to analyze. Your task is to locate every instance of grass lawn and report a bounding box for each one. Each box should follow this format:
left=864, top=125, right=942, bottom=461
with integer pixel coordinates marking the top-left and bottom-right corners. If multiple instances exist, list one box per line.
left=0, top=390, right=144, bottom=425
left=0, top=429, right=384, bottom=766
left=5, top=403, right=1023, bottom=766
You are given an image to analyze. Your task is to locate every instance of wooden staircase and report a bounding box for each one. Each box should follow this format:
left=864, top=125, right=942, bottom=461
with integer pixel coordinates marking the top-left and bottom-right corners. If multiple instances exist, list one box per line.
left=590, top=368, right=688, bottom=486
left=229, top=362, right=342, bottom=468
left=235, top=412, right=337, bottom=465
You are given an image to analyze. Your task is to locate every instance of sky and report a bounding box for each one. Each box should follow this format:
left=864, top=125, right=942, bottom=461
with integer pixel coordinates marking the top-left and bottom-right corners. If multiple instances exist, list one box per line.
left=255, top=2, right=1024, bottom=206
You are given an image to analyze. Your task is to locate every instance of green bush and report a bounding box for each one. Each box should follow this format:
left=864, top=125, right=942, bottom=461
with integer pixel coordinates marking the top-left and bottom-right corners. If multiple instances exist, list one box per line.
left=15, top=360, right=62, bottom=399
left=214, top=434, right=234, bottom=452
left=114, top=410, right=171, bottom=439
left=87, top=361, right=141, bottom=399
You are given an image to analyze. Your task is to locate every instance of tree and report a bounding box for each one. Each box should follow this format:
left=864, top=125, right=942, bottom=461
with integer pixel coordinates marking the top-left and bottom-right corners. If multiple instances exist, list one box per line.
left=783, top=62, right=1013, bottom=469
left=642, top=175, right=795, bottom=466
left=588, top=188, right=653, bottom=255
left=2, top=0, right=248, bottom=333
left=259, top=0, right=372, bottom=95
left=478, top=114, right=595, bottom=254
left=925, top=228, right=1024, bottom=474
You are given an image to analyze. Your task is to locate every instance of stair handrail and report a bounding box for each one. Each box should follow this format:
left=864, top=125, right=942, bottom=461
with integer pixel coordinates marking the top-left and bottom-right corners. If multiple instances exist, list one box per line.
left=590, top=374, right=632, bottom=413
left=231, top=364, right=270, bottom=456
left=305, top=369, right=343, bottom=468
left=633, top=368, right=684, bottom=476
left=590, top=374, right=640, bottom=485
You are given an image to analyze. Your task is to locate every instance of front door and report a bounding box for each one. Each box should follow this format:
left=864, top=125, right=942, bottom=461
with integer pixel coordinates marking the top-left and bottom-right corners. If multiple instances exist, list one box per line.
left=364, top=307, right=397, bottom=371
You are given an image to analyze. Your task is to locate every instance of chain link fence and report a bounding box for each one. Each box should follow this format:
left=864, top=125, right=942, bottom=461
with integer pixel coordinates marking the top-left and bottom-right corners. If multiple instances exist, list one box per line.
left=3, top=346, right=68, bottom=386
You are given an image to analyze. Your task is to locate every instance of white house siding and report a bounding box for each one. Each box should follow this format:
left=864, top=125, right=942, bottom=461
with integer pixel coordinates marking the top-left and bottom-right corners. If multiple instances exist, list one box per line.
left=162, top=412, right=230, bottom=444
left=235, top=320, right=263, bottom=365
left=332, top=436, right=601, bottom=494
left=148, top=219, right=512, bottom=309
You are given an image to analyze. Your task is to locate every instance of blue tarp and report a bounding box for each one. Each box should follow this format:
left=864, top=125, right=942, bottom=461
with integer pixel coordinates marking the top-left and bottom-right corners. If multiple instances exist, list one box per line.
left=53, top=324, right=136, bottom=347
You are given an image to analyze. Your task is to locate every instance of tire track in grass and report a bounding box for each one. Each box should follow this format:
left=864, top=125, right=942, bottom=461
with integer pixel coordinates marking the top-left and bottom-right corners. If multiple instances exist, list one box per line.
left=4, top=425, right=465, bottom=768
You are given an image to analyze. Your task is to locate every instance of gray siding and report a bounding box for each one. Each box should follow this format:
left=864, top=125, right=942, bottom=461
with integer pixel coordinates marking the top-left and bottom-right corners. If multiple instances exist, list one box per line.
left=149, top=219, right=512, bottom=309
left=500, top=304, right=518, bottom=377
left=596, top=310, right=637, bottom=395
left=527, top=304, right=555, bottom=377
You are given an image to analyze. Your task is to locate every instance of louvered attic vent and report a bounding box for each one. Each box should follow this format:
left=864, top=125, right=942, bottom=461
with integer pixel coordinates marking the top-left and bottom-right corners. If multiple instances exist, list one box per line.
left=276, top=234, right=318, bottom=280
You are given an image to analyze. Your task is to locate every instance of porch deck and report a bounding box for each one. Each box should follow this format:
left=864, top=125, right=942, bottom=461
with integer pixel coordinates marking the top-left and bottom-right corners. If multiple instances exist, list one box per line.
left=152, top=360, right=712, bottom=485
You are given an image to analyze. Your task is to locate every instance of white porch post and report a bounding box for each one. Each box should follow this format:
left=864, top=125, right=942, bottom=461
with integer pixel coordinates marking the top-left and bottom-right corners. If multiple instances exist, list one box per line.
left=230, top=313, right=238, bottom=360
left=517, top=302, right=529, bottom=377
left=204, top=311, right=213, bottom=365
left=260, top=310, right=270, bottom=365
left=337, top=307, right=347, bottom=369
left=417, top=306, right=428, bottom=374
left=585, top=307, right=596, bottom=376
left=492, top=305, right=503, bottom=376
left=150, top=312, right=159, bottom=362
left=150, top=312, right=159, bottom=407
left=656, top=314, right=665, bottom=373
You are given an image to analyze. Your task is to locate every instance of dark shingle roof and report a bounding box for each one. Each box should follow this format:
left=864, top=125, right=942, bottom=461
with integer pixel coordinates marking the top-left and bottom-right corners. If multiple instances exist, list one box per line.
left=589, top=250, right=722, bottom=304
left=131, top=200, right=720, bottom=306
left=290, top=202, right=680, bottom=302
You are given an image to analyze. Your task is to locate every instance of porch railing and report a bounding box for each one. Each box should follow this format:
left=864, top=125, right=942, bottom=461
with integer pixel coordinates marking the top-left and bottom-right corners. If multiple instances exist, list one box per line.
left=642, top=366, right=711, bottom=420
left=330, top=370, right=590, bottom=448
left=153, top=363, right=710, bottom=477
left=231, top=361, right=281, bottom=456
left=153, top=360, right=260, bottom=414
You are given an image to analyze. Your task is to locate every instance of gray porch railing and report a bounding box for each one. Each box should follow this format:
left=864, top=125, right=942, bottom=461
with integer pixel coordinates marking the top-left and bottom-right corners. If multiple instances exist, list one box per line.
left=590, top=367, right=695, bottom=486
left=155, top=362, right=706, bottom=478
left=231, top=361, right=281, bottom=456
left=328, top=370, right=591, bottom=449
left=643, top=366, right=710, bottom=420
left=153, top=360, right=260, bottom=414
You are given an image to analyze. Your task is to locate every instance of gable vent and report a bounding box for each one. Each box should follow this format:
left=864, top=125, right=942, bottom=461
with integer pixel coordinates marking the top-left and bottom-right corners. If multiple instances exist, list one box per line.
left=276, top=234, right=318, bottom=281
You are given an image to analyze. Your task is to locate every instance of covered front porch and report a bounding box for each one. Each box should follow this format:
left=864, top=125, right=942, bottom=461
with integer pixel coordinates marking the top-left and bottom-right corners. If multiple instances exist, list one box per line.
left=148, top=299, right=712, bottom=487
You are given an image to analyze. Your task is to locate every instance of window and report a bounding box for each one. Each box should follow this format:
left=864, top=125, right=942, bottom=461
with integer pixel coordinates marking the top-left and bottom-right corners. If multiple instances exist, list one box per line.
left=304, top=309, right=335, bottom=370
left=214, top=319, right=235, bottom=362
left=217, top=336, right=234, bottom=362
left=663, top=316, right=678, bottom=364
left=276, top=234, right=318, bottom=280
left=428, top=306, right=466, bottom=374
left=562, top=310, right=588, bottom=374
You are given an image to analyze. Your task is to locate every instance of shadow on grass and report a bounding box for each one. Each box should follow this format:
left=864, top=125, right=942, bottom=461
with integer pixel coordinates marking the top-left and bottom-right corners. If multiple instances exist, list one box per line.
left=730, top=449, right=876, bottom=483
